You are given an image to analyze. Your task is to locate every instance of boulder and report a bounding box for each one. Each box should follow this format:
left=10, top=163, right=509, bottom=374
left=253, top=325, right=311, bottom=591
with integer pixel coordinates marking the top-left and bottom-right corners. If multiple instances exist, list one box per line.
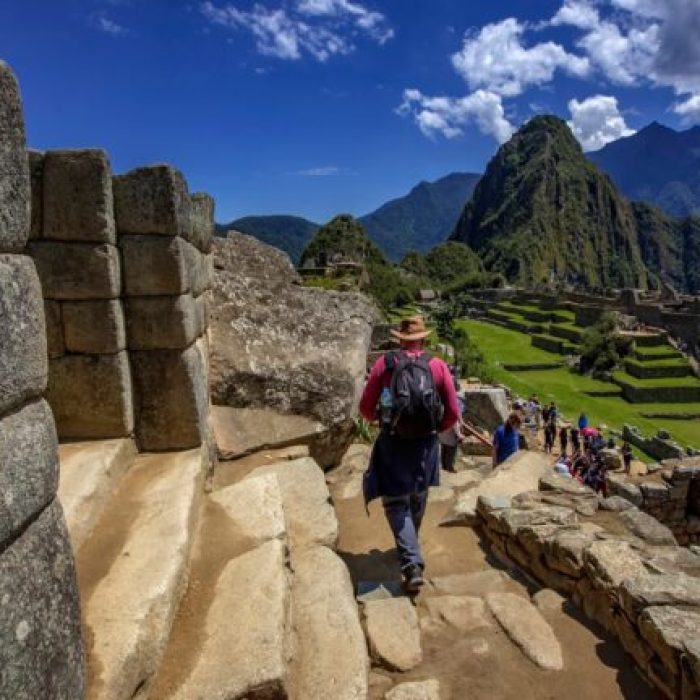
left=47, top=351, right=134, bottom=439
left=486, top=591, right=563, bottom=670
left=385, top=679, right=441, bottom=700
left=42, top=149, right=115, bottom=243
left=210, top=473, right=286, bottom=548
left=113, top=164, right=191, bottom=237
left=606, top=473, right=643, bottom=507
left=462, top=386, right=508, bottom=432
left=130, top=344, right=208, bottom=450
left=0, top=255, right=47, bottom=415
left=619, top=508, right=677, bottom=546
left=544, top=527, right=598, bottom=579
left=61, top=299, right=126, bottom=354
left=0, top=61, right=30, bottom=253
left=600, top=495, right=634, bottom=512
left=600, top=448, right=623, bottom=470
left=170, top=539, right=290, bottom=700
left=0, top=501, right=84, bottom=700
left=289, top=546, right=369, bottom=700
left=583, top=539, right=648, bottom=590
left=0, top=399, right=58, bottom=548
left=421, top=595, right=491, bottom=633
left=363, top=597, right=422, bottom=672
left=210, top=234, right=376, bottom=468
left=532, top=588, right=566, bottom=613
left=638, top=606, right=700, bottom=675
left=211, top=405, right=326, bottom=461
left=248, top=456, right=338, bottom=551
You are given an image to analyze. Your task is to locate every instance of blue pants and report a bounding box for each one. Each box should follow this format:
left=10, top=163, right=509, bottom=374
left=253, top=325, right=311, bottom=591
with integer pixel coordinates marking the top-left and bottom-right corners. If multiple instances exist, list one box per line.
left=382, top=491, right=428, bottom=572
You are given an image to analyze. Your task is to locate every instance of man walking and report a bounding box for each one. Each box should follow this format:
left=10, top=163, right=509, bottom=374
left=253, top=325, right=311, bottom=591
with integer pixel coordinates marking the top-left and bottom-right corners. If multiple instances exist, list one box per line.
left=360, top=316, right=460, bottom=592
left=492, top=412, right=522, bottom=467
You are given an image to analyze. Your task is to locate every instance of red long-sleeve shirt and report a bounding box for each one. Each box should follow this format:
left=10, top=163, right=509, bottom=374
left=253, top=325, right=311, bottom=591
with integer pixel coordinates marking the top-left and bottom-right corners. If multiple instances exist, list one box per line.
left=359, top=350, right=461, bottom=433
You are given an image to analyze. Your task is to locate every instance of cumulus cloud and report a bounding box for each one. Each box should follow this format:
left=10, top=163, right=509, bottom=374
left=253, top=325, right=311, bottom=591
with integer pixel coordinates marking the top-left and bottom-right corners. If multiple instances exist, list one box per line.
left=201, top=0, right=392, bottom=62
left=451, top=18, right=590, bottom=97
left=674, top=94, right=700, bottom=125
left=567, top=94, right=635, bottom=151
left=398, top=89, right=516, bottom=144
left=551, top=0, right=600, bottom=30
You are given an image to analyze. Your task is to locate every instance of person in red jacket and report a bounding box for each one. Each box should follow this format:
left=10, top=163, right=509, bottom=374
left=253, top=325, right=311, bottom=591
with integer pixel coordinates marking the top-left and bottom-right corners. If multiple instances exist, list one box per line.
left=359, top=315, right=460, bottom=592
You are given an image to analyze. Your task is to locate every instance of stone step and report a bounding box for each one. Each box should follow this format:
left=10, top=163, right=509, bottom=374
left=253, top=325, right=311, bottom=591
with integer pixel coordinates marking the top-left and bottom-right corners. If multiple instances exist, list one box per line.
left=58, top=438, right=137, bottom=551
left=77, top=447, right=206, bottom=700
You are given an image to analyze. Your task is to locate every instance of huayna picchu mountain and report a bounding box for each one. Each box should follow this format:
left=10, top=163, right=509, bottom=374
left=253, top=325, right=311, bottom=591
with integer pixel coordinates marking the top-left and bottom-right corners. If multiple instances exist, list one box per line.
left=449, top=115, right=700, bottom=293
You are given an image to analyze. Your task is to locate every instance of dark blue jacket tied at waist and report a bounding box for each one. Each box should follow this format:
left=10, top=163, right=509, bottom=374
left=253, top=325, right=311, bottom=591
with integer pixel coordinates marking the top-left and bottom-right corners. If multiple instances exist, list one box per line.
left=363, top=430, right=440, bottom=507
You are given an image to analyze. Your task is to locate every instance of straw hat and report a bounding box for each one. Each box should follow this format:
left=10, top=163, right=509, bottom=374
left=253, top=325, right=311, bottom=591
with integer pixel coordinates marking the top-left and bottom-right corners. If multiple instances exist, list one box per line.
left=390, top=315, right=431, bottom=341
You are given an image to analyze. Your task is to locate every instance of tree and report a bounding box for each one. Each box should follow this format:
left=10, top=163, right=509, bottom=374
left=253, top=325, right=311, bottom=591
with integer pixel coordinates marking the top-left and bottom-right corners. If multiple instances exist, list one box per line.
left=579, top=312, right=633, bottom=377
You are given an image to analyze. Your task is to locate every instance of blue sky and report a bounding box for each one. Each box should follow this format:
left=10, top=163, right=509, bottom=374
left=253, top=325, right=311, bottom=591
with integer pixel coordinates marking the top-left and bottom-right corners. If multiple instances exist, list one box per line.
left=3, top=0, right=700, bottom=224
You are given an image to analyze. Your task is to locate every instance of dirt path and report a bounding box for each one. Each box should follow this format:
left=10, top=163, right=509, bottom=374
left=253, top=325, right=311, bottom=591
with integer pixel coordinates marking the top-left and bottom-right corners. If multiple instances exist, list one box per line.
left=334, top=485, right=658, bottom=700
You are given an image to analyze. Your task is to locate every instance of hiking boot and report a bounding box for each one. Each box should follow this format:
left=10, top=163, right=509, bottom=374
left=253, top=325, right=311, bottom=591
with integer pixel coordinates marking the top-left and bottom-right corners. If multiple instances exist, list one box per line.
left=403, top=565, right=424, bottom=593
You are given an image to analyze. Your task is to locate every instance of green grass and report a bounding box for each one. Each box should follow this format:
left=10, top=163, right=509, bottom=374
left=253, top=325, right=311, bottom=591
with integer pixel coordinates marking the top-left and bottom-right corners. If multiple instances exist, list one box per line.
left=626, top=357, right=690, bottom=369
left=612, top=371, right=700, bottom=388
left=634, top=345, right=683, bottom=359
left=457, top=318, right=700, bottom=452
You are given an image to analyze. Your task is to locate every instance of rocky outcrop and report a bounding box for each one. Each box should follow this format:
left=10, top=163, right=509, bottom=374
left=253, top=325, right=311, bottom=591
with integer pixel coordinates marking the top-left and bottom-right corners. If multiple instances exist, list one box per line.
left=462, top=386, right=508, bottom=431
left=210, top=232, right=376, bottom=467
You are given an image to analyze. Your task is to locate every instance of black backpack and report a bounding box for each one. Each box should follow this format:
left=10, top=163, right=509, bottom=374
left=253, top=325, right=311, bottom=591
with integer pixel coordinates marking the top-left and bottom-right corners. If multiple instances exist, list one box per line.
left=384, top=351, right=444, bottom=439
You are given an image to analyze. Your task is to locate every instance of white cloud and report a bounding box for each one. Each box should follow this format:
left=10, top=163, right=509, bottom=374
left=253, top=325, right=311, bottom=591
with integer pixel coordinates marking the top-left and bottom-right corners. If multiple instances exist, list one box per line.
left=551, top=0, right=600, bottom=30
left=297, top=165, right=341, bottom=176
left=201, top=0, right=392, bottom=62
left=398, top=89, right=515, bottom=144
left=94, top=15, right=128, bottom=36
left=673, top=94, right=700, bottom=124
left=451, top=18, right=590, bottom=98
left=567, top=94, right=635, bottom=150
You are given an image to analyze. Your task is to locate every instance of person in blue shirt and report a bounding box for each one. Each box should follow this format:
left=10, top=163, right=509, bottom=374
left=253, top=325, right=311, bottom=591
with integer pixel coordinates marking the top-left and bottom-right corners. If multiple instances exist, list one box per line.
left=492, top=412, right=522, bottom=468
left=578, top=413, right=588, bottom=430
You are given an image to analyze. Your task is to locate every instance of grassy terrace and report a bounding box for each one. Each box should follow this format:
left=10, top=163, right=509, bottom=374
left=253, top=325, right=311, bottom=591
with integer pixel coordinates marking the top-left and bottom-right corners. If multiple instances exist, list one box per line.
left=457, top=318, right=700, bottom=452
left=612, top=371, right=700, bottom=388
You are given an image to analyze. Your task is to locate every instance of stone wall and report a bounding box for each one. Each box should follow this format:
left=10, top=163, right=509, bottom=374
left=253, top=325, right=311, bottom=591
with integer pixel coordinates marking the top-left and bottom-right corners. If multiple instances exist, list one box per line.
left=475, top=476, right=700, bottom=699
left=0, top=61, right=85, bottom=699
left=608, top=456, right=700, bottom=545
left=612, top=377, right=700, bottom=404
left=27, top=155, right=213, bottom=450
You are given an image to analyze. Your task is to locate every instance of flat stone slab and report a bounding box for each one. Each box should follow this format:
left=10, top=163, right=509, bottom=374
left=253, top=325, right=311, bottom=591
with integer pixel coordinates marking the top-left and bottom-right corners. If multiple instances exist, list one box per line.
left=619, top=508, right=677, bottom=546
left=211, top=404, right=326, bottom=460
left=363, top=597, right=422, bottom=672
left=532, top=589, right=566, bottom=614
left=429, top=570, right=509, bottom=597
left=209, top=473, right=286, bottom=548
left=421, top=595, right=491, bottom=633
left=486, top=591, right=563, bottom=670
left=248, top=457, right=338, bottom=551
left=583, top=539, right=649, bottom=590
left=84, top=448, right=205, bottom=700
left=619, top=572, right=700, bottom=617
left=58, top=438, right=137, bottom=551
left=385, top=679, right=441, bottom=700
left=170, top=539, right=290, bottom=700
left=290, top=546, right=369, bottom=700
left=638, top=605, right=700, bottom=674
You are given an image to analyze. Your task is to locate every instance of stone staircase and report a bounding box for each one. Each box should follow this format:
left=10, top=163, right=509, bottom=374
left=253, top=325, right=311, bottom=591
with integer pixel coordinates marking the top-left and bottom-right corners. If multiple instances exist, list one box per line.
left=58, top=443, right=369, bottom=700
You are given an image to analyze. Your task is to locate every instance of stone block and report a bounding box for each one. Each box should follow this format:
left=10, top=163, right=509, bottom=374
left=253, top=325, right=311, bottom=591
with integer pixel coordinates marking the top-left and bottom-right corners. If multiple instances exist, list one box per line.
left=113, top=164, right=191, bottom=237
left=0, top=399, right=58, bottom=549
left=363, top=597, right=422, bottom=672
left=619, top=508, right=677, bottom=546
left=0, top=255, right=48, bottom=415
left=583, top=539, right=648, bottom=590
left=0, top=500, right=85, bottom=700
left=47, top=352, right=134, bottom=439
left=62, top=299, right=126, bottom=354
left=42, top=149, right=115, bottom=243
left=125, top=294, right=198, bottom=350
left=619, top=573, right=700, bottom=618
left=44, top=300, right=64, bottom=359
left=28, top=241, right=121, bottom=300
left=28, top=150, right=44, bottom=239
left=194, top=293, right=209, bottom=337
left=189, top=247, right=208, bottom=297
left=0, top=61, right=30, bottom=253
left=131, top=344, right=208, bottom=450
left=188, top=192, right=214, bottom=252
left=639, top=606, right=700, bottom=676
left=119, top=234, right=194, bottom=296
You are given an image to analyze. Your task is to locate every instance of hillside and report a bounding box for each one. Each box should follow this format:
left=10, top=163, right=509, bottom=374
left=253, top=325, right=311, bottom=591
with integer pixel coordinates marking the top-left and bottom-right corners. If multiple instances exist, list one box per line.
left=589, top=122, right=700, bottom=218
left=450, top=115, right=651, bottom=290
left=216, top=215, right=319, bottom=263
left=359, top=172, right=481, bottom=260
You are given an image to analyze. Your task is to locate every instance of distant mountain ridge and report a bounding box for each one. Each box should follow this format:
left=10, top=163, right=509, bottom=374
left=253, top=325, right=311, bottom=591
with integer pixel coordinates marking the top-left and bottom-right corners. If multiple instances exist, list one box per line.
left=358, top=172, right=481, bottom=261
left=217, top=171, right=481, bottom=263
left=589, top=122, right=700, bottom=218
